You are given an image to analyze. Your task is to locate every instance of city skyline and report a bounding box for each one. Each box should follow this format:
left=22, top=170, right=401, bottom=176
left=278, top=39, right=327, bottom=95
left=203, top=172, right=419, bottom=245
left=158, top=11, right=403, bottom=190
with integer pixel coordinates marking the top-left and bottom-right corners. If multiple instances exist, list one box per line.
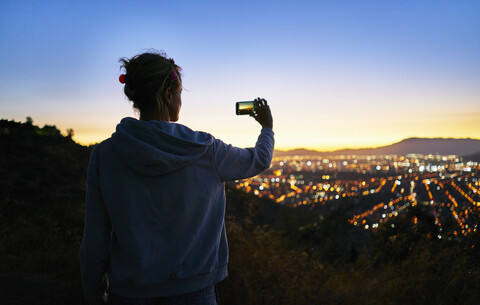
left=1, top=0, right=479, bottom=150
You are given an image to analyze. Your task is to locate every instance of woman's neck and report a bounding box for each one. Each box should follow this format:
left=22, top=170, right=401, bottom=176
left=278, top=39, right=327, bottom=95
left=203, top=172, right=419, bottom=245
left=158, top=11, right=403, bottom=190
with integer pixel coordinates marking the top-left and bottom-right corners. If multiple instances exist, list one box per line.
left=140, top=109, right=169, bottom=122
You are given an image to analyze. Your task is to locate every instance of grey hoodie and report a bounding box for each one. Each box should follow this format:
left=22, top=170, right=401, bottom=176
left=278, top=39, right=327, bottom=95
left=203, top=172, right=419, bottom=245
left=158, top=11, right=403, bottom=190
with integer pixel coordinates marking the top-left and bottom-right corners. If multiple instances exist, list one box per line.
left=79, top=117, right=274, bottom=301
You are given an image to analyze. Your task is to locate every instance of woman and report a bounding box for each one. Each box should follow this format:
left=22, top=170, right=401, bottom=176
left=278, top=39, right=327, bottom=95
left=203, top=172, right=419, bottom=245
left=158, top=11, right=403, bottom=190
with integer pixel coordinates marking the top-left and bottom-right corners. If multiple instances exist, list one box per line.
left=78, top=50, right=274, bottom=305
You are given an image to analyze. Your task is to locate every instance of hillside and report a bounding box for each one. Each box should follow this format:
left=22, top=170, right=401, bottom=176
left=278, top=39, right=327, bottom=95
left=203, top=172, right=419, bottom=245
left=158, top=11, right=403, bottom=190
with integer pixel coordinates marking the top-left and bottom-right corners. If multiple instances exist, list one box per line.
left=275, top=137, right=480, bottom=158
left=0, top=119, right=92, bottom=304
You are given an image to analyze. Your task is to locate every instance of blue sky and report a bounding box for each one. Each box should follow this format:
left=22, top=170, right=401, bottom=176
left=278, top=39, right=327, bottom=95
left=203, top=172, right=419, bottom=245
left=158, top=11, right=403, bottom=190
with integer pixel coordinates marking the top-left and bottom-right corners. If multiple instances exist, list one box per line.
left=1, top=0, right=479, bottom=150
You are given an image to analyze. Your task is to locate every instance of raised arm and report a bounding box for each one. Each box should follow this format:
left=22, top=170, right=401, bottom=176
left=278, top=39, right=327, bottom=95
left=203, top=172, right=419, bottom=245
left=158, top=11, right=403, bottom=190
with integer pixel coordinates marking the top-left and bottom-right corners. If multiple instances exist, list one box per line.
left=214, top=98, right=274, bottom=181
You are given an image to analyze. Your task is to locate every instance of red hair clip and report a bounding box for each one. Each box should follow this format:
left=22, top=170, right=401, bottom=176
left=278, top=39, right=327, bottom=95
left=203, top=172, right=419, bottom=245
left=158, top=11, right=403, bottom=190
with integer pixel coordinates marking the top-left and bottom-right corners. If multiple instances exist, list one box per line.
left=119, top=74, right=125, bottom=84
left=170, top=70, right=178, bottom=82
left=167, top=58, right=177, bottom=81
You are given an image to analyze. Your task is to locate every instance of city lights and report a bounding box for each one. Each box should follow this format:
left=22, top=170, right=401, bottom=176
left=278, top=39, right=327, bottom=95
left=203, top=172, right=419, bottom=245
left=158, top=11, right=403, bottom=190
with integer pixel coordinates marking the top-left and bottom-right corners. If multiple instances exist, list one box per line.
left=235, top=153, right=480, bottom=238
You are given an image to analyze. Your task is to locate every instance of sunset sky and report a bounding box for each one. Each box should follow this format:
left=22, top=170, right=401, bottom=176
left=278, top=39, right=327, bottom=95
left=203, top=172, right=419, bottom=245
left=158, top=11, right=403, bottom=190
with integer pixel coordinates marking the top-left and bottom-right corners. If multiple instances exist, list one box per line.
left=1, top=0, right=479, bottom=151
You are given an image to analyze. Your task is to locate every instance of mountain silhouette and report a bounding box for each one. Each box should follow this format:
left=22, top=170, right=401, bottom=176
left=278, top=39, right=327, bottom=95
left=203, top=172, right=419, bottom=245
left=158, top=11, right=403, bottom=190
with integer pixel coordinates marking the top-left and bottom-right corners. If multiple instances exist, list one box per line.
left=275, top=137, right=480, bottom=158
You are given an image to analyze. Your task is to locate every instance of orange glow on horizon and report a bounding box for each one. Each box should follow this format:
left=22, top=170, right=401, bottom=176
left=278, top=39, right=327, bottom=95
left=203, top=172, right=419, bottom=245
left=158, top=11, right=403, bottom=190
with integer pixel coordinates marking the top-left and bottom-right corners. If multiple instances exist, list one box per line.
left=65, top=106, right=480, bottom=150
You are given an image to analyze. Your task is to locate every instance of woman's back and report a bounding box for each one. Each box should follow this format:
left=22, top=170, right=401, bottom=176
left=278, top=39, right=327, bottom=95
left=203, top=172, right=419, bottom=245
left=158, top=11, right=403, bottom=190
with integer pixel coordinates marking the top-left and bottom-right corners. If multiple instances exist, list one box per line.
left=80, top=118, right=274, bottom=300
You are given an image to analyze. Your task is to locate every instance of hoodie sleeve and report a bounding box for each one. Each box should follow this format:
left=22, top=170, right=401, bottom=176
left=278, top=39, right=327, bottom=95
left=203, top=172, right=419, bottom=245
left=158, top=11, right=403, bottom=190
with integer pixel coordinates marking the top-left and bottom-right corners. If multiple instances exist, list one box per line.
left=78, top=147, right=111, bottom=303
left=214, top=128, right=274, bottom=182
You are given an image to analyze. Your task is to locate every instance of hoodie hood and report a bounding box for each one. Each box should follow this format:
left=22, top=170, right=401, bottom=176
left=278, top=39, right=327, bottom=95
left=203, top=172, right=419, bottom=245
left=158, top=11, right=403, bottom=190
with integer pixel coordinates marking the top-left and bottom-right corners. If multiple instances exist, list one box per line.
left=110, top=117, right=213, bottom=176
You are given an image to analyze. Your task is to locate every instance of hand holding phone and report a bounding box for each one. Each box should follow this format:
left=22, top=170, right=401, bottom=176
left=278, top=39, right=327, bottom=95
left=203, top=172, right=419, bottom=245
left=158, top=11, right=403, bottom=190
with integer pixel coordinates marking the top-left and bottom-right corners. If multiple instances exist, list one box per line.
left=236, top=98, right=272, bottom=129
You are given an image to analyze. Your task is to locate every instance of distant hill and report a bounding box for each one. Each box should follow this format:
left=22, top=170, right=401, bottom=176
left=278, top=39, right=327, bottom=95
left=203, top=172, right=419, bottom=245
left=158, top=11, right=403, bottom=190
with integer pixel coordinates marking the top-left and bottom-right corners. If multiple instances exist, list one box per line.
left=274, top=137, right=480, bottom=158
left=273, top=148, right=320, bottom=157
left=463, top=151, right=480, bottom=163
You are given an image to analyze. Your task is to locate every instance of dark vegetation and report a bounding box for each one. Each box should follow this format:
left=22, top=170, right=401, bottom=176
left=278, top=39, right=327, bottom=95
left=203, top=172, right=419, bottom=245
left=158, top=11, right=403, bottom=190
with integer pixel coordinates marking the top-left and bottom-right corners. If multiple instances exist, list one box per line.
left=1, top=119, right=479, bottom=305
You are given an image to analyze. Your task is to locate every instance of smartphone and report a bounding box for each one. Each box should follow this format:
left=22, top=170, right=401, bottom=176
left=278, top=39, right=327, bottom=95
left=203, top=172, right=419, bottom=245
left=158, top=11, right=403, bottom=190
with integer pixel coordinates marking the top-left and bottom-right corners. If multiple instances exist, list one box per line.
left=236, top=101, right=255, bottom=115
